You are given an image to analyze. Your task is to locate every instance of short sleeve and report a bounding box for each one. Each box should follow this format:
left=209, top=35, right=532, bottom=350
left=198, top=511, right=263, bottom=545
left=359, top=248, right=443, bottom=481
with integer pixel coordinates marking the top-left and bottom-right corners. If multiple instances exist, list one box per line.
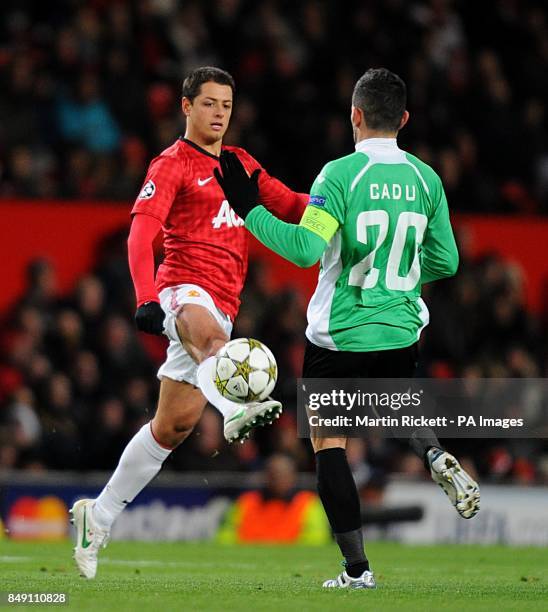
left=131, top=155, right=186, bottom=224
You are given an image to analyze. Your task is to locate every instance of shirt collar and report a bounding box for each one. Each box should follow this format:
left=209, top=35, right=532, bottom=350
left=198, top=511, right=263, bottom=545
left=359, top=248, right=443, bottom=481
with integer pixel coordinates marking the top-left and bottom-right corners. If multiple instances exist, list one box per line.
left=355, top=138, right=398, bottom=153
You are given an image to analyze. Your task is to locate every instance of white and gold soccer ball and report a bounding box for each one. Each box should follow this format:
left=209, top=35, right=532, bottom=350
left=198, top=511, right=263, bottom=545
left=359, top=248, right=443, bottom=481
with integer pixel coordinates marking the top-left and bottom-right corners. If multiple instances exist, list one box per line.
left=214, top=338, right=278, bottom=403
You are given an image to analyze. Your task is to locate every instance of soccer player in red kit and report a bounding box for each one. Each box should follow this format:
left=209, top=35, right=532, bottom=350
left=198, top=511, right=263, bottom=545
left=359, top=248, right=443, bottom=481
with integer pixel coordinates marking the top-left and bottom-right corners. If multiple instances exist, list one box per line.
left=70, top=67, right=307, bottom=579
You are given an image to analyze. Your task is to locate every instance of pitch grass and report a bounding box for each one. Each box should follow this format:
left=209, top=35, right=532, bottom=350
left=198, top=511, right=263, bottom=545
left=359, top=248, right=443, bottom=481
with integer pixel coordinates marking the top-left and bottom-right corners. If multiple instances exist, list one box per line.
left=0, top=541, right=547, bottom=611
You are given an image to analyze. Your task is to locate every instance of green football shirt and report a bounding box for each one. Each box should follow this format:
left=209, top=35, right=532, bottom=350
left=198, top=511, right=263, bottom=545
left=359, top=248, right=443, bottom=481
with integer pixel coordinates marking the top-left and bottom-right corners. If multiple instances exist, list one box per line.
left=246, top=138, right=459, bottom=352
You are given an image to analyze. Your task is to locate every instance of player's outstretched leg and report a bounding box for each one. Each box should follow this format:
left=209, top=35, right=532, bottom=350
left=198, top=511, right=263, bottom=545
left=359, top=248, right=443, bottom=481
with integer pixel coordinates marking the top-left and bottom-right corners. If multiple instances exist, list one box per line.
left=222, top=396, right=282, bottom=443
left=427, top=447, right=480, bottom=519
left=197, top=356, right=281, bottom=443
left=407, top=427, right=480, bottom=518
left=176, top=302, right=282, bottom=443
left=70, top=380, right=204, bottom=578
left=70, top=499, right=110, bottom=579
left=314, top=445, right=376, bottom=590
left=70, top=422, right=172, bottom=578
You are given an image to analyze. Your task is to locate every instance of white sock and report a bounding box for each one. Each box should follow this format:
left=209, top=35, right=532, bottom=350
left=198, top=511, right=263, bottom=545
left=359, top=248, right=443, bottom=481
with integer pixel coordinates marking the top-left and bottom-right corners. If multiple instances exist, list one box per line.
left=196, top=356, right=243, bottom=419
left=93, top=423, right=171, bottom=530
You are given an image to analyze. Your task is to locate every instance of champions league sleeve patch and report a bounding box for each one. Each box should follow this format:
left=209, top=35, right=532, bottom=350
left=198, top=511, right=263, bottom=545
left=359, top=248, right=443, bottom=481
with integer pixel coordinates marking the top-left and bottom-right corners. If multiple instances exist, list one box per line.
left=138, top=180, right=156, bottom=200
left=308, top=194, right=326, bottom=207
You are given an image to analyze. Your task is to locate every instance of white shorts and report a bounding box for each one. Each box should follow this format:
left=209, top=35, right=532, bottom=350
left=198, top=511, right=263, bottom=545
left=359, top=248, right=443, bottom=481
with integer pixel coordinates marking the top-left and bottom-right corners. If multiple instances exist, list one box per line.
left=157, top=284, right=233, bottom=386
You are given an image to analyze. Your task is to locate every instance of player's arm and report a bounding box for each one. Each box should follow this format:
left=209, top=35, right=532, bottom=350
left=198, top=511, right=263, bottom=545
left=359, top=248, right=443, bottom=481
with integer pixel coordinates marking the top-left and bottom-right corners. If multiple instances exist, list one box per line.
left=214, top=152, right=340, bottom=267
left=256, top=173, right=308, bottom=224
left=128, top=214, right=166, bottom=335
left=420, top=183, right=459, bottom=283
left=245, top=205, right=335, bottom=267
left=130, top=154, right=184, bottom=334
left=128, top=213, right=162, bottom=305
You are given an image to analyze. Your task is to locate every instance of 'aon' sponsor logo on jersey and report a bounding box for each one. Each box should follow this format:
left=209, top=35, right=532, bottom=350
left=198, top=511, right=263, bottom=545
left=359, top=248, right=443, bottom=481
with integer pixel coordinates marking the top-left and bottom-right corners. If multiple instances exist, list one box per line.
left=370, top=183, right=416, bottom=201
left=212, top=200, right=245, bottom=229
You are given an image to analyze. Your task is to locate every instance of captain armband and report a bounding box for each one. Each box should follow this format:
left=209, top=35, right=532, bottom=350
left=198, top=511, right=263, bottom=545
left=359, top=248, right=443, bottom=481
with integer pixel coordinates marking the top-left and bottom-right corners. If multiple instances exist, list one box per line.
left=299, top=206, right=339, bottom=243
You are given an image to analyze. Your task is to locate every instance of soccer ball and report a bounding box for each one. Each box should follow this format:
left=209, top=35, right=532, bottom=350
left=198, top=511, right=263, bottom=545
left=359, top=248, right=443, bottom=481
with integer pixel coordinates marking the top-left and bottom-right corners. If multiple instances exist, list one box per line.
left=214, top=338, right=277, bottom=403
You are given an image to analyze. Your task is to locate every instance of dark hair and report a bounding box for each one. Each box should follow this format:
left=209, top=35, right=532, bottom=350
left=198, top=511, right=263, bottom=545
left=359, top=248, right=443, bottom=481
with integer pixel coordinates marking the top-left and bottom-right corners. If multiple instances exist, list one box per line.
left=182, top=66, right=235, bottom=100
left=352, top=68, right=406, bottom=131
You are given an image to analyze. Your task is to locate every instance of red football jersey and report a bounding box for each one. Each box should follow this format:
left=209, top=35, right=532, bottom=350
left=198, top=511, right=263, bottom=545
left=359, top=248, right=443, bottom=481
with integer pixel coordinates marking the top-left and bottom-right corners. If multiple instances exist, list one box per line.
left=131, top=138, right=307, bottom=320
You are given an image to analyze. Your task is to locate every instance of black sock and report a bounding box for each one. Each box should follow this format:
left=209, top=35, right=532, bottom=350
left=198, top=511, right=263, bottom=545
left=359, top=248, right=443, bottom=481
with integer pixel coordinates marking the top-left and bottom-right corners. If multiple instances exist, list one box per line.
left=334, top=529, right=370, bottom=576
left=408, top=427, right=442, bottom=468
left=316, top=448, right=369, bottom=572
left=345, top=560, right=370, bottom=578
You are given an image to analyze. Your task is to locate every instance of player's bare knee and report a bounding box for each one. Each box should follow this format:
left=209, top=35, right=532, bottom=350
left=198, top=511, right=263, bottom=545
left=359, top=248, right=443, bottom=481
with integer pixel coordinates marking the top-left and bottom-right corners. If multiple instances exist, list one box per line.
left=176, top=305, right=228, bottom=360
left=191, top=324, right=228, bottom=360
left=202, top=333, right=228, bottom=359
left=152, top=390, right=204, bottom=448
left=172, top=410, right=199, bottom=437
left=152, top=415, right=196, bottom=448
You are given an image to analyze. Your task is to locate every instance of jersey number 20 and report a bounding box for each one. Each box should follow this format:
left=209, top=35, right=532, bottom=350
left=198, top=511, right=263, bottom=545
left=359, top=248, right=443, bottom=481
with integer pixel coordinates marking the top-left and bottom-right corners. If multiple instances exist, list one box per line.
left=348, top=211, right=427, bottom=291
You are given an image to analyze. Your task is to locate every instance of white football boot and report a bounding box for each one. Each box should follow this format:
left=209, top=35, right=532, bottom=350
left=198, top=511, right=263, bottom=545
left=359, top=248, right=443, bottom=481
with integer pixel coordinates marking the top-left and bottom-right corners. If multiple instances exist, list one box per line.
left=428, top=448, right=480, bottom=519
left=70, top=499, right=110, bottom=579
left=323, top=569, right=376, bottom=589
left=223, top=398, right=282, bottom=443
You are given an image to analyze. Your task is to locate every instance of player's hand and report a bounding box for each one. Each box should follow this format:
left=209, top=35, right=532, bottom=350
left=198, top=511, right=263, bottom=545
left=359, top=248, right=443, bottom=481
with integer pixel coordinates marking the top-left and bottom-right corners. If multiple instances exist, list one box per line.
left=214, top=151, right=261, bottom=220
left=135, top=301, right=165, bottom=335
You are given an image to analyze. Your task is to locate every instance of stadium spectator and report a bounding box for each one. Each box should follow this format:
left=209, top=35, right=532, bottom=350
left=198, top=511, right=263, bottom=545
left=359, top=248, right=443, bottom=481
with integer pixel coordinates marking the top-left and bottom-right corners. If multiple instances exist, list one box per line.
left=0, top=234, right=546, bottom=481
left=56, top=73, right=121, bottom=154
left=217, top=453, right=331, bottom=544
left=0, top=1, right=547, bottom=210
left=0, top=2, right=547, bottom=482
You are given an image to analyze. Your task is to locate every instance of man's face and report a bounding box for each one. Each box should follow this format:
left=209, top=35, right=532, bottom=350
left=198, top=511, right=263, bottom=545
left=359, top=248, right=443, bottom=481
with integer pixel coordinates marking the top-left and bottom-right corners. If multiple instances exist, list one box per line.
left=266, top=457, right=296, bottom=497
left=183, top=81, right=233, bottom=144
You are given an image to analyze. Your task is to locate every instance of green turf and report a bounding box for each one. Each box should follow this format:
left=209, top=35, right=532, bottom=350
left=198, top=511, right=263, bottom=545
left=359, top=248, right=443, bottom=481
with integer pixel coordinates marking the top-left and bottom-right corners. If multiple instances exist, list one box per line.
left=0, top=541, right=546, bottom=611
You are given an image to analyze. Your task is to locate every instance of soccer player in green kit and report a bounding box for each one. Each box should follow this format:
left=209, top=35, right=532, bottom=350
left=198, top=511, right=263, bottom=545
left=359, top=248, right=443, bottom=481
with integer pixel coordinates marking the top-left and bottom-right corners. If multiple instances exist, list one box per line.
left=215, top=68, right=480, bottom=590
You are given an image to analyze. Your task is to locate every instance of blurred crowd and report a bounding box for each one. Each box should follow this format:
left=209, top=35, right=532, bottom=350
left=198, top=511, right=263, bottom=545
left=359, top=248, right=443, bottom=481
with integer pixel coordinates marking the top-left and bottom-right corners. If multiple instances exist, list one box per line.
left=1, top=0, right=548, bottom=491
left=0, top=226, right=547, bottom=485
left=1, top=0, right=548, bottom=212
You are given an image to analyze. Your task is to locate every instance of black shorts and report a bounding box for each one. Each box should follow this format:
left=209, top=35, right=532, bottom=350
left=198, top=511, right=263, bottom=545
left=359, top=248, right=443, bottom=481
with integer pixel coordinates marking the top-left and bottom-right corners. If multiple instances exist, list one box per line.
left=302, top=339, right=418, bottom=379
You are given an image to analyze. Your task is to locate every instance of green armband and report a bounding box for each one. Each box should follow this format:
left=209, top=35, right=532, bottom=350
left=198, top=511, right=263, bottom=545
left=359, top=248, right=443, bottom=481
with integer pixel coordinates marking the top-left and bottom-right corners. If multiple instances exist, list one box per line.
left=299, top=206, right=339, bottom=243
